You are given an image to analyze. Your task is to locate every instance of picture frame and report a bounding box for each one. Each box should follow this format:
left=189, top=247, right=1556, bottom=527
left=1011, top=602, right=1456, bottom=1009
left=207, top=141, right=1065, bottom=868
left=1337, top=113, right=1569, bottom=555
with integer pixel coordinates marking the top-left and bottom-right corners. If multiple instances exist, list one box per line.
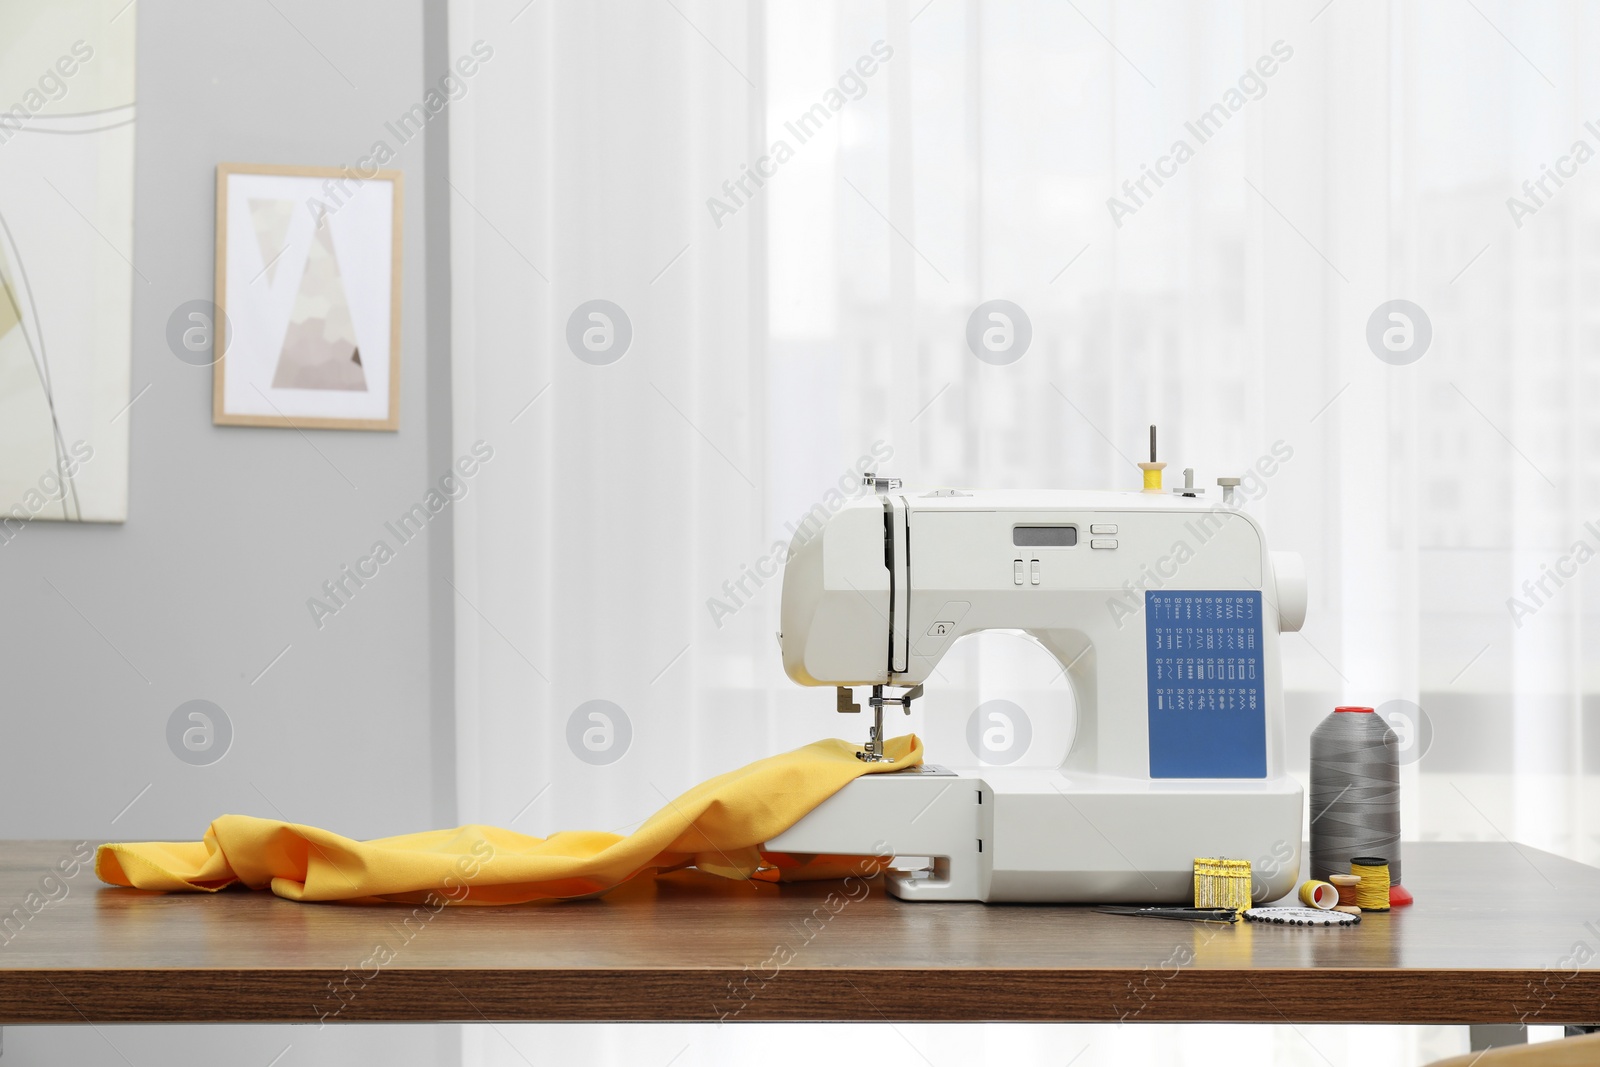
left=212, top=162, right=402, bottom=430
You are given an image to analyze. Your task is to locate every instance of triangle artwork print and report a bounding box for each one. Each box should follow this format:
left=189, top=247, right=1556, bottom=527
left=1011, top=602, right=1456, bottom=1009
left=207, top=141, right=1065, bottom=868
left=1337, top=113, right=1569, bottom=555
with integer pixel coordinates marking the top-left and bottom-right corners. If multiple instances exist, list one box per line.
left=270, top=213, right=368, bottom=392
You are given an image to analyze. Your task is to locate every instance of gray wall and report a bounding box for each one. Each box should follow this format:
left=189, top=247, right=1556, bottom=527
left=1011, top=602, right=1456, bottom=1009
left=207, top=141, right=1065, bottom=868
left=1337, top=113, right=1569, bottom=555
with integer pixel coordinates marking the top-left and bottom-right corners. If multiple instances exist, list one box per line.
left=0, top=1, right=455, bottom=842
left=1, top=0, right=457, bottom=1061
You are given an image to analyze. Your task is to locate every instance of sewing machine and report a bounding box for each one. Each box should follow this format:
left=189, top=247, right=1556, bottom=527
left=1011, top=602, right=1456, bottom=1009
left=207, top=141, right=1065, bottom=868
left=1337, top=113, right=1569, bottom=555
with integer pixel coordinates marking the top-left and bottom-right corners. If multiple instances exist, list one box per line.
left=767, top=459, right=1307, bottom=904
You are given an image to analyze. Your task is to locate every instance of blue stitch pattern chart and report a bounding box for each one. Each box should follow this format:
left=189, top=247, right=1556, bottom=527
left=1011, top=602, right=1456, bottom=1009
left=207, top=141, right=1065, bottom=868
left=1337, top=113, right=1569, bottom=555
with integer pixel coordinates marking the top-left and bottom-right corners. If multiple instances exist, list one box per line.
left=1144, top=591, right=1267, bottom=778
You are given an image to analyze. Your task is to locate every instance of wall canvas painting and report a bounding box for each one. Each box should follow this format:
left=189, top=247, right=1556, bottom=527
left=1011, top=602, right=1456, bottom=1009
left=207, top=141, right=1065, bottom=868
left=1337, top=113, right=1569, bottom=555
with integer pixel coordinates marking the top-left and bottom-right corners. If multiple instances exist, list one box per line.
left=214, top=163, right=402, bottom=430
left=0, top=0, right=135, bottom=523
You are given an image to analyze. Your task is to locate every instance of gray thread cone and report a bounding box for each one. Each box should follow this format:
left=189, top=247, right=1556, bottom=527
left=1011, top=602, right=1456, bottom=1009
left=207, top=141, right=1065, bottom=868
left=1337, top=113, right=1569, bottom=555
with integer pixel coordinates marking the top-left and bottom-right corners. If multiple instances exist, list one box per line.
left=1309, top=709, right=1401, bottom=884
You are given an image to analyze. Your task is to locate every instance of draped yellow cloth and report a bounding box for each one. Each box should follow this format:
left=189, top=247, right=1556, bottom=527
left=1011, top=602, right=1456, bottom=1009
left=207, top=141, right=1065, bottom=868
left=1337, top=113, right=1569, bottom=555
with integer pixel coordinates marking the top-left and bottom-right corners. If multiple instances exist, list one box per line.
left=95, top=735, right=921, bottom=904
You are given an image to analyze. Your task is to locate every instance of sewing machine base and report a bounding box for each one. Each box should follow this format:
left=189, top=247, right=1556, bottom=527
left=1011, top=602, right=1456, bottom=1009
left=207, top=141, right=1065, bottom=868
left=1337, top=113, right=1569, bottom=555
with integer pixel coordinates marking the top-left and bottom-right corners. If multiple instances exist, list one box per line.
left=765, top=767, right=1303, bottom=904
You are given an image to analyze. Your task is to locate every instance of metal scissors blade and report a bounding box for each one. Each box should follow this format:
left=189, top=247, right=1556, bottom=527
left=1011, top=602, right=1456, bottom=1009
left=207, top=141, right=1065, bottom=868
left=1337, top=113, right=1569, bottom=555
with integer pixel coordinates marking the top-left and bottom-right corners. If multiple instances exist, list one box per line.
left=1094, top=906, right=1240, bottom=924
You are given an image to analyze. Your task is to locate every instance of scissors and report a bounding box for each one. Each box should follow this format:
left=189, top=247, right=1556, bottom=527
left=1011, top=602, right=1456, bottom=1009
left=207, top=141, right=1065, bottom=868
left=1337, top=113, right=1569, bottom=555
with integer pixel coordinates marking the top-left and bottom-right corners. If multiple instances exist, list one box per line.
left=1094, top=906, right=1240, bottom=924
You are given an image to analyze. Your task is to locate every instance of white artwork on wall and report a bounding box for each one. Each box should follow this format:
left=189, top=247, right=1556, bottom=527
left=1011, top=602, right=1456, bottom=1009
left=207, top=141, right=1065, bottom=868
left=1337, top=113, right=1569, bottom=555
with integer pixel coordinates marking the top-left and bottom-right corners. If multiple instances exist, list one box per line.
left=0, top=0, right=135, bottom=524
left=214, top=164, right=402, bottom=431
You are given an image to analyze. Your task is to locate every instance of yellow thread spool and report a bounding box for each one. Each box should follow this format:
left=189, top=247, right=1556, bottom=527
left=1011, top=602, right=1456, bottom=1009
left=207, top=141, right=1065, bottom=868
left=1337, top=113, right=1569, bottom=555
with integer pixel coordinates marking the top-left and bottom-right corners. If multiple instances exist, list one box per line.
left=1350, top=858, right=1391, bottom=911
left=1139, top=461, right=1166, bottom=492
left=1298, top=879, right=1338, bottom=910
left=1193, top=857, right=1252, bottom=911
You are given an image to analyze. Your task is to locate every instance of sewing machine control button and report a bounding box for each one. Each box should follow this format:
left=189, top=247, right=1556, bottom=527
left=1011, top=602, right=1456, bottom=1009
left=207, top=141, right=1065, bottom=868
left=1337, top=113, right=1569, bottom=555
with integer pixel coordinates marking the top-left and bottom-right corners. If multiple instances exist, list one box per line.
left=1013, top=560, right=1024, bottom=585
left=1029, top=560, right=1040, bottom=585
left=1090, top=523, right=1117, bottom=535
left=1091, top=538, right=1118, bottom=549
left=927, top=621, right=954, bottom=637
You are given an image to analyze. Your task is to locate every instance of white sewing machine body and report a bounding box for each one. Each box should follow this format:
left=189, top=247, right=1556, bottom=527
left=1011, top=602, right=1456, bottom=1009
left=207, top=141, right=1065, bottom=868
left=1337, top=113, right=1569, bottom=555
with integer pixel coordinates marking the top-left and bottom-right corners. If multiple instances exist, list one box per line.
left=768, top=487, right=1307, bottom=904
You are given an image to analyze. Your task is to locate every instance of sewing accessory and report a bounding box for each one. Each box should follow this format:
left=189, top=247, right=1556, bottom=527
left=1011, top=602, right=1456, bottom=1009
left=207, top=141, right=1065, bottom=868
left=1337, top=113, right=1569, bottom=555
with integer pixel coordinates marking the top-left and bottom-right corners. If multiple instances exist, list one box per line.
left=1310, top=705, right=1413, bottom=906
left=1350, top=858, right=1393, bottom=911
left=1328, top=873, right=1361, bottom=906
left=1138, top=424, right=1167, bottom=492
left=1244, top=906, right=1360, bottom=927
left=1333, top=905, right=1362, bottom=915
left=1193, top=858, right=1253, bottom=911
left=768, top=428, right=1308, bottom=903
left=1096, top=906, right=1240, bottom=924
left=838, top=682, right=923, bottom=764
left=1298, top=879, right=1339, bottom=910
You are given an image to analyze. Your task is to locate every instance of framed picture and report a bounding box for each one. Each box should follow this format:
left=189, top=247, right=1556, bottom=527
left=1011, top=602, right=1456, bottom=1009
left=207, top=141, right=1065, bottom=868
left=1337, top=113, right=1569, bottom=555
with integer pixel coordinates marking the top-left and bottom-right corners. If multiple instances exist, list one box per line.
left=0, top=0, right=136, bottom=523
left=213, top=162, right=402, bottom=430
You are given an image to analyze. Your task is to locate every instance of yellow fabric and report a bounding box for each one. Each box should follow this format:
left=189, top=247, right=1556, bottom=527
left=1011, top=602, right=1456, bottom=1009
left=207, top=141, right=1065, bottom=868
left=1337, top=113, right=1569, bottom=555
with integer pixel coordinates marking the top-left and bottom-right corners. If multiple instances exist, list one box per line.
left=96, top=734, right=921, bottom=904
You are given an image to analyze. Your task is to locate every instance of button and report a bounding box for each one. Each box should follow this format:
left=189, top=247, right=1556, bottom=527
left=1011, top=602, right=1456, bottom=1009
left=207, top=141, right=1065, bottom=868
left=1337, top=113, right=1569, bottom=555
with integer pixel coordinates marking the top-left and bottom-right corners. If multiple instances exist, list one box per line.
left=912, top=601, right=971, bottom=658
left=1013, top=560, right=1024, bottom=585
left=1029, top=560, right=1041, bottom=585
left=1091, top=523, right=1118, bottom=535
left=1091, top=538, right=1118, bottom=549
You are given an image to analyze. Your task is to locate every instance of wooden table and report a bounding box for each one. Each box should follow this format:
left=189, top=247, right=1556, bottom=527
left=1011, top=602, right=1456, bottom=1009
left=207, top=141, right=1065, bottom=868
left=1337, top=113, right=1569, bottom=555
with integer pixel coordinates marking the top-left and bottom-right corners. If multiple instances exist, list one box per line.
left=1, top=840, right=1596, bottom=1025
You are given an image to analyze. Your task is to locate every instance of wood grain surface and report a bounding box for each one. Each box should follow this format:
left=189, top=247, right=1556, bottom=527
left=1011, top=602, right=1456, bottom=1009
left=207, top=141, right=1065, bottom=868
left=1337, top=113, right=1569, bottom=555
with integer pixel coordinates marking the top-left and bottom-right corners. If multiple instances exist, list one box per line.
left=1, top=841, right=1596, bottom=1024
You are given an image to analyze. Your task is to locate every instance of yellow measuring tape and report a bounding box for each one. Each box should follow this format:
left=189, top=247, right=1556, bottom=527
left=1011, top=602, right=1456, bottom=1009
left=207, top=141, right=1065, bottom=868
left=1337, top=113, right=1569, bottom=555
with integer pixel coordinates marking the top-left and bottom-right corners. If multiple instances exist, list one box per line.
left=1298, top=879, right=1338, bottom=909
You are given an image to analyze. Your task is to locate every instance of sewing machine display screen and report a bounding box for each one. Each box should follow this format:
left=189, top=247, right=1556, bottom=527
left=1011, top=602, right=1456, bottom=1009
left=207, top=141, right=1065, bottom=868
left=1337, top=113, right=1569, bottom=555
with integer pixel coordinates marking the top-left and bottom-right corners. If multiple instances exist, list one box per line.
left=1013, top=525, right=1077, bottom=547
left=1144, top=591, right=1267, bottom=778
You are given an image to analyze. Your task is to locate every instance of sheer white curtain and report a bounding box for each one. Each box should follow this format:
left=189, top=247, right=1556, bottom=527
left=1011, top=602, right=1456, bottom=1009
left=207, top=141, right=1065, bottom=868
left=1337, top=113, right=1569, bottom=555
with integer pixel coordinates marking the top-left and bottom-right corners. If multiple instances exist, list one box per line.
left=448, top=0, right=770, bottom=844
left=451, top=0, right=1594, bottom=1061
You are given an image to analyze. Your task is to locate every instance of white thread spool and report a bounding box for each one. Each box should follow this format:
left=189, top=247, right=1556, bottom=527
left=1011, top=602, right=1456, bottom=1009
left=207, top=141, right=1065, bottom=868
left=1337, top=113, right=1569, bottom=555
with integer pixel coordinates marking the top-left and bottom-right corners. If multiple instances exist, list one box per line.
left=1309, top=706, right=1401, bottom=885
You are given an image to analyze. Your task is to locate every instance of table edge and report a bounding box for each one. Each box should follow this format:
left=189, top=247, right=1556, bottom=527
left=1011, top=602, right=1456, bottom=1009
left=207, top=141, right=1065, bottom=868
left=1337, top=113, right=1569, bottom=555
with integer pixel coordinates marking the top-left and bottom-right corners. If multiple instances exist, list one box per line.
left=3, top=967, right=1596, bottom=1025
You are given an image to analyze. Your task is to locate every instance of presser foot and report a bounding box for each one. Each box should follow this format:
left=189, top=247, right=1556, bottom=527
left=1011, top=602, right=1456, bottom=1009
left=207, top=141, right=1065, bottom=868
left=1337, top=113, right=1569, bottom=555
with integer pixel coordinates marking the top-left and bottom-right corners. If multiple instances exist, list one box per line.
left=855, top=709, right=894, bottom=763
left=851, top=684, right=923, bottom=763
